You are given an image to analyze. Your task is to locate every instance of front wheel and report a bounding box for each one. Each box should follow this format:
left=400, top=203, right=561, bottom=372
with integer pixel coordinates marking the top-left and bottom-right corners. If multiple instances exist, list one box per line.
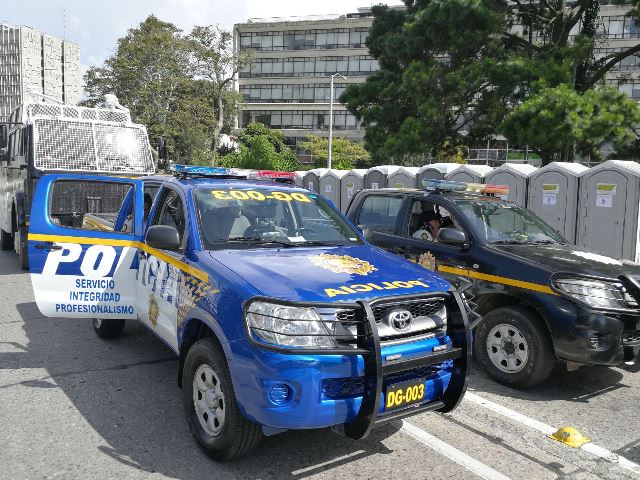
left=93, top=318, right=125, bottom=339
left=182, top=337, right=262, bottom=461
left=14, top=225, right=28, bottom=270
left=474, top=306, right=555, bottom=388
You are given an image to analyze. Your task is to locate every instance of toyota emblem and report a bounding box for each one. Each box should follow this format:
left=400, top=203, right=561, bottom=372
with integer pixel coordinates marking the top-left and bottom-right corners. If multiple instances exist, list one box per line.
left=387, top=309, right=413, bottom=332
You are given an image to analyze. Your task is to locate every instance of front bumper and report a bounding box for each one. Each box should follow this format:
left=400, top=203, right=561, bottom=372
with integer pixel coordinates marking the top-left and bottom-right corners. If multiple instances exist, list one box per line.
left=232, top=291, right=470, bottom=438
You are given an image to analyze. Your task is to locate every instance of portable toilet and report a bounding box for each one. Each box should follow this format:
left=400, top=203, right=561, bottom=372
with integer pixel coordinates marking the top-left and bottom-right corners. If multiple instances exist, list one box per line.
left=577, top=160, right=640, bottom=261
left=445, top=164, right=494, bottom=183
left=364, top=165, right=400, bottom=189
left=388, top=167, right=420, bottom=189
left=341, top=169, right=367, bottom=212
left=320, top=169, right=348, bottom=209
left=304, top=168, right=328, bottom=193
left=417, top=163, right=462, bottom=185
left=528, top=162, right=588, bottom=244
left=485, top=163, right=537, bottom=205
left=293, top=171, right=306, bottom=187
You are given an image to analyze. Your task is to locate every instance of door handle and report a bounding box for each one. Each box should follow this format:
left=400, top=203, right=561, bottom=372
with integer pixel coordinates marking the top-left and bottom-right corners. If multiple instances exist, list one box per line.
left=34, top=243, right=62, bottom=251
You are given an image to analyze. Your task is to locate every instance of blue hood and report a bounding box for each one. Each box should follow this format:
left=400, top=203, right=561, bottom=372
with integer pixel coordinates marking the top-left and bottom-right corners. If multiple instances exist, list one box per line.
left=209, top=245, right=451, bottom=303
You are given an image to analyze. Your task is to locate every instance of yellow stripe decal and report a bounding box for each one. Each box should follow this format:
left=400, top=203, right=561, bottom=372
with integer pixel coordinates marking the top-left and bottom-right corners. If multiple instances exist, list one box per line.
left=27, top=233, right=209, bottom=283
left=437, top=264, right=557, bottom=296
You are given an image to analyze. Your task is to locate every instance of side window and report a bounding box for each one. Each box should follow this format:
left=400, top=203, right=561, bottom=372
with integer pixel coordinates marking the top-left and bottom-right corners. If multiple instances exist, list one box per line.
left=152, top=188, right=186, bottom=246
left=406, top=199, right=462, bottom=242
left=49, top=179, right=136, bottom=232
left=358, top=195, right=403, bottom=233
left=143, top=184, right=160, bottom=226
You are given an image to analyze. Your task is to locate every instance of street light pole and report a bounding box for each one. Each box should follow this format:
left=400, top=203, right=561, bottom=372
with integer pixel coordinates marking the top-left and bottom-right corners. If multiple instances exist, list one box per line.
left=328, top=72, right=347, bottom=169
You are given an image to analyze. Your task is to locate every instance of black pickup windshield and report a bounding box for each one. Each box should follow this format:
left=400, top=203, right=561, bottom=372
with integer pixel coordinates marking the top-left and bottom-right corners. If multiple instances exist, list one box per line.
left=194, top=187, right=363, bottom=249
left=457, top=200, right=566, bottom=244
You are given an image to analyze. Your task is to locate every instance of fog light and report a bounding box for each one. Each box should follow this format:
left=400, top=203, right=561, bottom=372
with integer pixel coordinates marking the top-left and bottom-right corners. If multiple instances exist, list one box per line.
left=268, top=383, right=292, bottom=405
left=589, top=332, right=608, bottom=349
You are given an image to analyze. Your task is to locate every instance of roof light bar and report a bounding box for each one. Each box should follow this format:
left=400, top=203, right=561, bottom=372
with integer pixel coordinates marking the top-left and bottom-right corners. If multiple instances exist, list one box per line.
left=170, top=164, right=295, bottom=183
left=422, top=179, right=509, bottom=196
left=171, top=164, right=233, bottom=176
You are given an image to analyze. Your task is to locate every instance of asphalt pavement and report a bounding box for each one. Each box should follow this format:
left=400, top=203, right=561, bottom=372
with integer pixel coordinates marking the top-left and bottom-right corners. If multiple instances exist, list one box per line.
left=0, top=249, right=638, bottom=480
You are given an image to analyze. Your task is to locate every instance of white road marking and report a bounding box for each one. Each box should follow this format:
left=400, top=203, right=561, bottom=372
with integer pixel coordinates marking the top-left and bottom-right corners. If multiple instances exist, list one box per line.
left=465, top=391, right=640, bottom=477
left=400, top=420, right=513, bottom=480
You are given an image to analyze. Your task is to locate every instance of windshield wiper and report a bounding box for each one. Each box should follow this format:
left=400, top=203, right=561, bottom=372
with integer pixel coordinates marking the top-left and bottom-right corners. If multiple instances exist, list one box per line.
left=291, top=240, right=345, bottom=247
left=227, top=236, right=296, bottom=247
left=491, top=240, right=527, bottom=245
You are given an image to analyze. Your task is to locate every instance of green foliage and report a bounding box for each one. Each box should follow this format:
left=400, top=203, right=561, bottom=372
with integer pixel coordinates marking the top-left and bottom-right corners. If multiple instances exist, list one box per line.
left=500, top=85, right=640, bottom=163
left=342, top=0, right=640, bottom=165
left=222, top=123, right=301, bottom=171
left=298, top=136, right=371, bottom=169
left=82, top=16, right=242, bottom=163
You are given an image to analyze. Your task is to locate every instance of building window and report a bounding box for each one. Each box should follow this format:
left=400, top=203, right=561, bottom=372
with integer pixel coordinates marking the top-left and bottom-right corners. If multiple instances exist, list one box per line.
left=239, top=27, right=372, bottom=52
left=238, top=55, right=378, bottom=78
left=240, top=83, right=350, bottom=103
left=240, top=110, right=360, bottom=130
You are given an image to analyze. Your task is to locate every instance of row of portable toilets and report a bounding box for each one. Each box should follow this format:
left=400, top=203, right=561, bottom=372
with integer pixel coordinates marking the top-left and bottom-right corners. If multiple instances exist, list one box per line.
left=294, top=161, right=640, bottom=263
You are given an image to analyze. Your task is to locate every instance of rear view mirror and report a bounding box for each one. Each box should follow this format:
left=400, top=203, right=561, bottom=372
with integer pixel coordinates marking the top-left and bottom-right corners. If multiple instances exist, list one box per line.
left=438, top=228, right=468, bottom=248
left=146, top=225, right=180, bottom=251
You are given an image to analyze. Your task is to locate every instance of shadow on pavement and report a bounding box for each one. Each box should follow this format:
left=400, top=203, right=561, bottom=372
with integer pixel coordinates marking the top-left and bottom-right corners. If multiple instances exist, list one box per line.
left=9, top=301, right=396, bottom=479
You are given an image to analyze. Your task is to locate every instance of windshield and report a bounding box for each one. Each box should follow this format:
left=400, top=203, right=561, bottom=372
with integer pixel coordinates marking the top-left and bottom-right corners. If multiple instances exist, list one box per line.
left=194, top=187, right=363, bottom=249
left=457, top=200, right=566, bottom=244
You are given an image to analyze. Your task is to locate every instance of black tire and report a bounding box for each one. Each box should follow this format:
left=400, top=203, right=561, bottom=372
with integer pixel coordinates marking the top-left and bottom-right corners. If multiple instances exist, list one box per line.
left=92, top=318, right=126, bottom=339
left=15, top=226, right=28, bottom=270
left=182, top=337, right=262, bottom=461
left=474, top=306, right=555, bottom=388
left=1, top=229, right=12, bottom=250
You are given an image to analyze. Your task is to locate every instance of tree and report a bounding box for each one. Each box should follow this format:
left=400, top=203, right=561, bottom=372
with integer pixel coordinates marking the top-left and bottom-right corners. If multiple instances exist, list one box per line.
left=500, top=84, right=640, bottom=163
left=298, top=136, right=371, bottom=169
left=188, top=25, right=250, bottom=153
left=342, top=0, right=640, bottom=165
left=221, top=123, right=301, bottom=171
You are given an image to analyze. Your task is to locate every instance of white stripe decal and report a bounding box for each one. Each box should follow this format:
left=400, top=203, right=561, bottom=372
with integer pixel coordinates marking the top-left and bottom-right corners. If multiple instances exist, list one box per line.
left=465, top=392, right=640, bottom=476
left=400, top=420, right=513, bottom=480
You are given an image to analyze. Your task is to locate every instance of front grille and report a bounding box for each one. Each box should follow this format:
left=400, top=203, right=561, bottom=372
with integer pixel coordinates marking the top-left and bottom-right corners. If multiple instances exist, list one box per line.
left=336, top=309, right=358, bottom=323
left=622, top=330, right=640, bottom=346
left=371, top=298, right=445, bottom=324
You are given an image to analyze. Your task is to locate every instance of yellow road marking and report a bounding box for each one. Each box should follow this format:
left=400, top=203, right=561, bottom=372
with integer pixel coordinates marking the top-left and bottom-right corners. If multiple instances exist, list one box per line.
left=437, top=264, right=557, bottom=296
left=27, top=233, right=209, bottom=283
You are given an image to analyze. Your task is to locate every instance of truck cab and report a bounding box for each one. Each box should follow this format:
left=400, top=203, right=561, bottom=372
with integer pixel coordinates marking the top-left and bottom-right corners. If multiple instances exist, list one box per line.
left=346, top=179, right=640, bottom=388
left=27, top=166, right=470, bottom=460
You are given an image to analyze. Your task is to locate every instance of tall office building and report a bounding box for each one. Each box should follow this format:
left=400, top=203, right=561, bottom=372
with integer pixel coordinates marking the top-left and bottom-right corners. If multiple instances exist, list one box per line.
left=235, top=4, right=640, bottom=161
left=0, top=23, right=80, bottom=122
left=234, top=8, right=381, bottom=157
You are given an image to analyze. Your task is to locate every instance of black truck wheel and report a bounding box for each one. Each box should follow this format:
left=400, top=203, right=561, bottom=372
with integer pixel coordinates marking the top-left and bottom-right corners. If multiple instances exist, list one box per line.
left=1, top=229, right=13, bottom=250
left=92, top=318, right=126, bottom=339
left=474, top=306, right=555, bottom=388
left=182, top=337, right=262, bottom=461
left=15, top=225, right=28, bottom=270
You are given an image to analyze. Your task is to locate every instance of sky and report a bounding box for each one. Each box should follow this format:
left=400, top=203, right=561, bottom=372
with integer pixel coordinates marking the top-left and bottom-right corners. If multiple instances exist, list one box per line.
left=1, top=0, right=404, bottom=74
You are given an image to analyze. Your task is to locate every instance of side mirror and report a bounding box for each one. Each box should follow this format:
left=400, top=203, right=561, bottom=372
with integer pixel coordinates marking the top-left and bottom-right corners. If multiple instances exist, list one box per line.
left=0, top=125, right=7, bottom=150
left=358, top=224, right=373, bottom=241
left=438, top=228, right=469, bottom=248
left=145, top=225, right=180, bottom=251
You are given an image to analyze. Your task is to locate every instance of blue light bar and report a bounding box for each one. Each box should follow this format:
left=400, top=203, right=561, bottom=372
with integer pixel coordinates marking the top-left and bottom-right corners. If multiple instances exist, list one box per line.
left=171, top=164, right=234, bottom=176
left=422, top=179, right=468, bottom=192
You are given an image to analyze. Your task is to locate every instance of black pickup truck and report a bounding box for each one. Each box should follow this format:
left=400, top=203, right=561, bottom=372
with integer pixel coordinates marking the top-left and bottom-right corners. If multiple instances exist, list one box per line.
left=346, top=184, right=640, bottom=388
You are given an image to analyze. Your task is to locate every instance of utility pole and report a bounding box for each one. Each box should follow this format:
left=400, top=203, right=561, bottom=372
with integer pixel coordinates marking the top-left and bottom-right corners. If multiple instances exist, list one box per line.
left=328, top=73, right=347, bottom=169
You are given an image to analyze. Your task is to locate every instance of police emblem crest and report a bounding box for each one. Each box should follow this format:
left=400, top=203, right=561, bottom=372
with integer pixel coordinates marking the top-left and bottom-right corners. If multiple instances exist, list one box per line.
left=311, top=253, right=377, bottom=275
left=418, top=252, right=437, bottom=271
left=149, top=294, right=159, bottom=327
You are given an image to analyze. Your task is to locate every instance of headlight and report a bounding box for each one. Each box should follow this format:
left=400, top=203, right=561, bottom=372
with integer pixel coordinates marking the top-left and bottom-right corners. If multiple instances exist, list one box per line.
left=245, top=301, right=337, bottom=349
left=554, top=278, right=633, bottom=310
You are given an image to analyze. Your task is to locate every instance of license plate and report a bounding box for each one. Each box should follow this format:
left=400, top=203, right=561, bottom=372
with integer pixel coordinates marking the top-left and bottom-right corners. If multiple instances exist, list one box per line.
left=384, top=378, right=425, bottom=411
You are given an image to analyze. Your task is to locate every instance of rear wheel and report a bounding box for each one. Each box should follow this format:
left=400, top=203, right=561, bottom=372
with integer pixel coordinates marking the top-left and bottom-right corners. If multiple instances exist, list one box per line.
left=182, top=337, right=262, bottom=461
left=92, top=318, right=126, bottom=339
left=1, top=229, right=12, bottom=250
left=474, top=306, right=555, bottom=388
left=14, top=225, right=28, bottom=270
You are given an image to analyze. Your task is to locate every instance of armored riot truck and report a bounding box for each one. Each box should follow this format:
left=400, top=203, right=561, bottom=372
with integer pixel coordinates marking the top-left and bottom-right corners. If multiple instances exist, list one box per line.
left=0, top=95, right=156, bottom=269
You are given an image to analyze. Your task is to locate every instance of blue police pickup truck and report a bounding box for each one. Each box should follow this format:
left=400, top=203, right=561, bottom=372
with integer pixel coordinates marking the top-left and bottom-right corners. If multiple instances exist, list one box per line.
left=347, top=179, right=640, bottom=389
left=27, top=166, right=470, bottom=460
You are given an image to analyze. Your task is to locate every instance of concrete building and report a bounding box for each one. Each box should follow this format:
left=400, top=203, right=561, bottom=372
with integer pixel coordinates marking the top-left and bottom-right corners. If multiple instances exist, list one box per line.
left=0, top=23, right=80, bottom=122
left=234, top=9, right=381, bottom=158
left=234, top=4, right=640, bottom=163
